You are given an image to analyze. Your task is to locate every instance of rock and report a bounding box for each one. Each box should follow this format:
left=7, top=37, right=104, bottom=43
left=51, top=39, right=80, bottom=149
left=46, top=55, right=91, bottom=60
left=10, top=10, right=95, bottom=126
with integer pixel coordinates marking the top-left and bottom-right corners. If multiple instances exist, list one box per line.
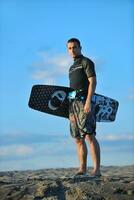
left=127, top=190, right=133, bottom=195
left=0, top=166, right=134, bottom=200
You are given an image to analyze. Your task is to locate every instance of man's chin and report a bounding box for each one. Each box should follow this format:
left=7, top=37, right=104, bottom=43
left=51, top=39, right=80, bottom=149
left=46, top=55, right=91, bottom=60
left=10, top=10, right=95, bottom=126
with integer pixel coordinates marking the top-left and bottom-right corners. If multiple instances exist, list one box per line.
left=72, top=54, right=76, bottom=58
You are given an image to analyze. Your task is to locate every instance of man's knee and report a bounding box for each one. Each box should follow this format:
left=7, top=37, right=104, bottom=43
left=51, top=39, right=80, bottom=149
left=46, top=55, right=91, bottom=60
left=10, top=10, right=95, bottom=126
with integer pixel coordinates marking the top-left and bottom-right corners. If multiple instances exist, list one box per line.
left=75, top=138, right=85, bottom=145
left=85, top=134, right=95, bottom=143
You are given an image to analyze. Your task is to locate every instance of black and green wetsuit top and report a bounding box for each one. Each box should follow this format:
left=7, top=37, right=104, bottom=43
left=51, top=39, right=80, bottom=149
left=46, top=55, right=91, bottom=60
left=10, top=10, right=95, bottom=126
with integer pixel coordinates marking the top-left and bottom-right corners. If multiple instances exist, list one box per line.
left=69, top=55, right=96, bottom=95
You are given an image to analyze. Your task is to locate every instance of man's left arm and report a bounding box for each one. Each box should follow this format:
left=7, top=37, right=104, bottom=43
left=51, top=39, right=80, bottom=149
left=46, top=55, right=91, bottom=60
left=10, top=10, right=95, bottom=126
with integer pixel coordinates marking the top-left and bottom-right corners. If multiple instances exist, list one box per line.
left=84, top=76, right=97, bottom=113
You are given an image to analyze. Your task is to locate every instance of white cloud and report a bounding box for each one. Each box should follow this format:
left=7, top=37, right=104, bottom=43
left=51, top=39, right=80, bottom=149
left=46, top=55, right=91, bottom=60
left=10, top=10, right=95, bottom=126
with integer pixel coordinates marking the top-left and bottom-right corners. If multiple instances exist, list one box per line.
left=32, top=70, right=50, bottom=80
left=98, top=134, right=134, bottom=141
left=31, top=51, right=72, bottom=84
left=30, top=50, right=104, bottom=85
left=0, top=145, right=34, bottom=157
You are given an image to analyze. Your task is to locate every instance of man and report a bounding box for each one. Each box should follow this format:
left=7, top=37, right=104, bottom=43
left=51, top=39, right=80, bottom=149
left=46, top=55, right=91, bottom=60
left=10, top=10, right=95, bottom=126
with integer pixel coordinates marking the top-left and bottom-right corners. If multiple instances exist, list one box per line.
left=67, top=38, right=101, bottom=176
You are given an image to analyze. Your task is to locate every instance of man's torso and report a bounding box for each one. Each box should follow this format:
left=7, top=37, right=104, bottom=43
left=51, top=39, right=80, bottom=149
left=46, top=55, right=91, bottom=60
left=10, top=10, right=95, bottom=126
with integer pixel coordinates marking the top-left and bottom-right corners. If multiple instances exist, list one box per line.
left=69, top=55, right=96, bottom=94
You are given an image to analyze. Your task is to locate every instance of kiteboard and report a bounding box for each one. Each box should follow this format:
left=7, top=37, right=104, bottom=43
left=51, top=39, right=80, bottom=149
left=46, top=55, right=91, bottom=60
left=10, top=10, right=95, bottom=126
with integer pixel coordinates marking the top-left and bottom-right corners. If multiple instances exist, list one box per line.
left=28, top=85, right=119, bottom=122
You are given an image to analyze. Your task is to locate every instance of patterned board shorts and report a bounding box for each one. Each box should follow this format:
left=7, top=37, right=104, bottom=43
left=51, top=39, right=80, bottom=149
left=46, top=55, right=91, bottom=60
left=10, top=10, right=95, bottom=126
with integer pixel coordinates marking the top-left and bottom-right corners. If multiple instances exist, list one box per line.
left=69, top=99, right=96, bottom=139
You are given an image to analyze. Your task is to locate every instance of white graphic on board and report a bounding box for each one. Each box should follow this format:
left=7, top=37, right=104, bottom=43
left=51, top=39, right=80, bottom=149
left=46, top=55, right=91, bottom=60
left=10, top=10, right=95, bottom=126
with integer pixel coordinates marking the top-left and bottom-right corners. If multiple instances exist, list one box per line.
left=92, top=95, right=114, bottom=121
left=48, top=90, right=66, bottom=111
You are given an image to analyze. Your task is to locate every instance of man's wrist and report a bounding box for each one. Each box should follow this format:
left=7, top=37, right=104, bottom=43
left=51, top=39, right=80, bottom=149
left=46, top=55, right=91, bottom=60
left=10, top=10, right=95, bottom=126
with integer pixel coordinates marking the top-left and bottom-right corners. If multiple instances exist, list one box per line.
left=86, top=97, right=91, bottom=103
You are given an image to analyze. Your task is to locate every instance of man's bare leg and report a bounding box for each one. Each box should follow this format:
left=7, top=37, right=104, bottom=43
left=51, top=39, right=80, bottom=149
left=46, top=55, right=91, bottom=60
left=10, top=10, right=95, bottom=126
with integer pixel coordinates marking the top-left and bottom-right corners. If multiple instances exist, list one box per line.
left=75, top=138, right=88, bottom=173
left=70, top=115, right=88, bottom=174
left=85, top=134, right=101, bottom=175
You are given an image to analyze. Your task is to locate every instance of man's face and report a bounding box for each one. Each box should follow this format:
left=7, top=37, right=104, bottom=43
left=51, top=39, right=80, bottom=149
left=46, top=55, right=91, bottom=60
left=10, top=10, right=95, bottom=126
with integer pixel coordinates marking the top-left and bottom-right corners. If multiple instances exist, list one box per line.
left=67, top=42, right=81, bottom=58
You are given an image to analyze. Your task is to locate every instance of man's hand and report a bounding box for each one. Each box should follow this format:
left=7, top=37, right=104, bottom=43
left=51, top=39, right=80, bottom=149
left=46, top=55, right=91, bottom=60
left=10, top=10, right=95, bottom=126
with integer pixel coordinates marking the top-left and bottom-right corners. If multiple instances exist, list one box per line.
left=69, top=114, right=76, bottom=122
left=84, top=101, right=91, bottom=114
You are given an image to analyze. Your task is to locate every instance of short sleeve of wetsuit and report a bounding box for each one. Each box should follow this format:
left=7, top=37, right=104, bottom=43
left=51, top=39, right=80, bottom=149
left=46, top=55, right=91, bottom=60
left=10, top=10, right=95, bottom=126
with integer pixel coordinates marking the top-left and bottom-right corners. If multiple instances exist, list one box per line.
left=82, top=58, right=96, bottom=78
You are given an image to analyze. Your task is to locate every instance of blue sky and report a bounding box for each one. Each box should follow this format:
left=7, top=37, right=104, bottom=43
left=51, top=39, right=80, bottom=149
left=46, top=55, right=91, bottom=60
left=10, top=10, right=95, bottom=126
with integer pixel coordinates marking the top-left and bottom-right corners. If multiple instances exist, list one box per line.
left=0, top=0, right=134, bottom=171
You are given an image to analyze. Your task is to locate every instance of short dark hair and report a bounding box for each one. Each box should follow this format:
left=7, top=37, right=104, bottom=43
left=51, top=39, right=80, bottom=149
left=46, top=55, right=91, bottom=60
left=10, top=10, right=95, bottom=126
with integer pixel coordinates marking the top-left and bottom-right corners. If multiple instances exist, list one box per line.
left=67, top=38, right=81, bottom=47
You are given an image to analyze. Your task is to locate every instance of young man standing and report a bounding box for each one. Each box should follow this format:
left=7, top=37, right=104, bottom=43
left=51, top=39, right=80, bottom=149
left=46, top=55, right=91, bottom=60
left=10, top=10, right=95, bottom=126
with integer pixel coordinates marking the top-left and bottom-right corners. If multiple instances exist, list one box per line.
left=67, top=38, right=101, bottom=176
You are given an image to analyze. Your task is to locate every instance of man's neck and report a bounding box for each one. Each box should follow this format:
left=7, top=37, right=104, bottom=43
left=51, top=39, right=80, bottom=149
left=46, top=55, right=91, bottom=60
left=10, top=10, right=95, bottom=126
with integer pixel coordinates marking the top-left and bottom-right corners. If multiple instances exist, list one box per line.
left=74, top=54, right=83, bottom=61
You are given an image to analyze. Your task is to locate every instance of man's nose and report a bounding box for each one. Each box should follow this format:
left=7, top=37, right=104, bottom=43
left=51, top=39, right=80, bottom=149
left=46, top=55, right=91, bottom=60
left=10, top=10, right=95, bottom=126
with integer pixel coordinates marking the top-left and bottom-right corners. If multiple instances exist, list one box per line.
left=71, top=48, right=75, bottom=53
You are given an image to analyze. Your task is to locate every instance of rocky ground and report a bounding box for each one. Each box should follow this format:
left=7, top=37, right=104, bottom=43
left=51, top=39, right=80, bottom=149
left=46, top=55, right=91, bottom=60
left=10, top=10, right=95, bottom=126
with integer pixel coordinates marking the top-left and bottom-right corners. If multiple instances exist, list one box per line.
left=0, top=165, right=134, bottom=200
